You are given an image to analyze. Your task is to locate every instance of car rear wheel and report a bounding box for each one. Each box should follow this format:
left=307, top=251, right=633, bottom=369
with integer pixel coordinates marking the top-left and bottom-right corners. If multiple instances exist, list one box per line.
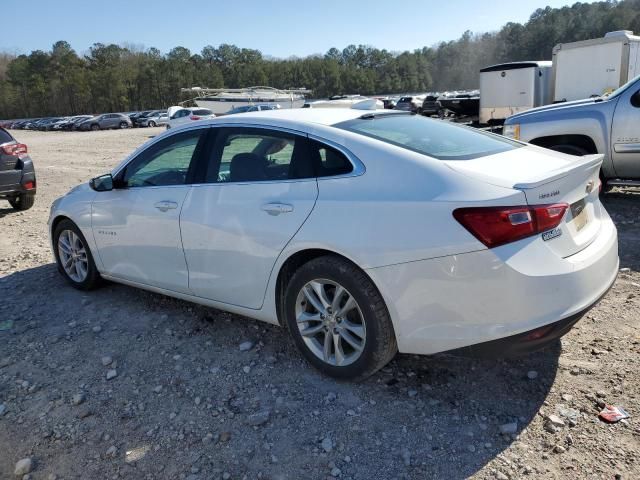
left=53, top=219, right=101, bottom=290
left=8, top=193, right=35, bottom=211
left=148, top=121, right=156, bottom=127
left=283, top=255, right=397, bottom=380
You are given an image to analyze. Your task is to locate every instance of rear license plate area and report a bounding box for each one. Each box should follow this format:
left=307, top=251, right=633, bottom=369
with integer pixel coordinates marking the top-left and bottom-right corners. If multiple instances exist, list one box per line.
left=570, top=199, right=588, bottom=231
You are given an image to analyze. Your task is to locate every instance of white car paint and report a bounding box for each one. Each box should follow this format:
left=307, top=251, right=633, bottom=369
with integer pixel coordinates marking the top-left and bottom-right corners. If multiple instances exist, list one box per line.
left=166, top=107, right=216, bottom=129
left=49, top=108, right=619, bottom=356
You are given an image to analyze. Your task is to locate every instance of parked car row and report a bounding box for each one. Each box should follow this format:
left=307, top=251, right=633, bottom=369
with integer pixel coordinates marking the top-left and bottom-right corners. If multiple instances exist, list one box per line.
left=3, top=106, right=222, bottom=133
left=370, top=91, right=480, bottom=118
left=5, top=110, right=173, bottom=132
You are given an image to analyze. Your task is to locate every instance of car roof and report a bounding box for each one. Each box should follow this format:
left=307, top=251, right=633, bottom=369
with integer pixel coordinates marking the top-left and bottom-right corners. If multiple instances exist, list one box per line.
left=215, top=107, right=382, bottom=128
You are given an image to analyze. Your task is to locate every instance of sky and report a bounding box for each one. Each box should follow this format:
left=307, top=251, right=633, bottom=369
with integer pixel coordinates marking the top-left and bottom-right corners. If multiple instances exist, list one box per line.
left=2, top=0, right=592, bottom=58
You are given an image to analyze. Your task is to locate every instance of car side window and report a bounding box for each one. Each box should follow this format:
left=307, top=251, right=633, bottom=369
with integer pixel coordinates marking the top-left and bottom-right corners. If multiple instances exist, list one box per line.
left=122, top=129, right=204, bottom=187
left=206, top=128, right=314, bottom=183
left=308, top=139, right=354, bottom=177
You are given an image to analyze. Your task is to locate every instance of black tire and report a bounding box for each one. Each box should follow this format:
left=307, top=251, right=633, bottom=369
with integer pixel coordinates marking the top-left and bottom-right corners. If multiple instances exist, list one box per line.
left=8, top=193, right=35, bottom=211
left=53, top=219, right=102, bottom=290
left=90, top=124, right=100, bottom=131
left=547, top=144, right=589, bottom=156
left=119, top=121, right=128, bottom=129
left=599, top=171, right=614, bottom=194
left=283, top=255, right=397, bottom=381
left=148, top=121, right=156, bottom=127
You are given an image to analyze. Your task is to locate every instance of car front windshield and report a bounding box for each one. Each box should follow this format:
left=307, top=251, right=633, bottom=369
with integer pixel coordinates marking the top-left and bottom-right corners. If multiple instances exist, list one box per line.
left=336, top=113, right=522, bottom=160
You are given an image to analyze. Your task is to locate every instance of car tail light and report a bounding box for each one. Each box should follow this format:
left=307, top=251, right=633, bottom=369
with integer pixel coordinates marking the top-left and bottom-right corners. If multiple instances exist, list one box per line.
left=22, top=180, right=35, bottom=190
left=190, top=115, right=200, bottom=121
left=1, top=142, right=28, bottom=157
left=453, top=203, right=568, bottom=248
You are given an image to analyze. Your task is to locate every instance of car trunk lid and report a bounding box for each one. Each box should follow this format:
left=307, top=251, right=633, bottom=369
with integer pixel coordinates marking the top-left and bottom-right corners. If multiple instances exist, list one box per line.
left=445, top=146, right=604, bottom=258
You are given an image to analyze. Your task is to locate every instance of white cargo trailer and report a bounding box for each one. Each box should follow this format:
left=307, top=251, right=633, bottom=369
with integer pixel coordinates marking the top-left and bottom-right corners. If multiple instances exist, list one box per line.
left=552, top=30, right=640, bottom=102
left=479, top=61, right=552, bottom=125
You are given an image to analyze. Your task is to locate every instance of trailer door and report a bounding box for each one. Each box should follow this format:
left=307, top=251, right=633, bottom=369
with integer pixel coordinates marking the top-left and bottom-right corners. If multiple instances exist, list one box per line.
left=629, top=41, right=640, bottom=81
left=479, top=67, right=535, bottom=124
left=554, top=42, right=624, bottom=101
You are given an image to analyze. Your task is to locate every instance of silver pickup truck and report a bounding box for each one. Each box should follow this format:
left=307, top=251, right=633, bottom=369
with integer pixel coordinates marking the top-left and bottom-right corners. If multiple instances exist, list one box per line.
left=503, top=76, right=640, bottom=189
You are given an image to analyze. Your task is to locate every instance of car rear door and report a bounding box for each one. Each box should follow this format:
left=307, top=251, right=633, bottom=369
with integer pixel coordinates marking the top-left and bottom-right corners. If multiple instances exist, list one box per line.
left=91, top=127, right=209, bottom=293
left=180, top=126, right=318, bottom=309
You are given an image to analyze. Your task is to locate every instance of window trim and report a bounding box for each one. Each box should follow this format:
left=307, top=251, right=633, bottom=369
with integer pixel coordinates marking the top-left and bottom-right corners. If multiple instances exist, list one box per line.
left=111, top=123, right=366, bottom=189
left=307, top=134, right=365, bottom=180
left=204, top=126, right=308, bottom=185
left=115, top=127, right=210, bottom=189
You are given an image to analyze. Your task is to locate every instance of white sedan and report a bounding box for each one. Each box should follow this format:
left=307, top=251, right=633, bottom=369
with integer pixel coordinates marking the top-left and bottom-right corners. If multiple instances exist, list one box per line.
left=166, top=107, right=216, bottom=129
left=48, top=106, right=618, bottom=380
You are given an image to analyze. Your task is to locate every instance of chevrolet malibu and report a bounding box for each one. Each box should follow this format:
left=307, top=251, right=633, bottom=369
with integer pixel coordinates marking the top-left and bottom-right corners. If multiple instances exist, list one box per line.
left=48, top=106, right=618, bottom=380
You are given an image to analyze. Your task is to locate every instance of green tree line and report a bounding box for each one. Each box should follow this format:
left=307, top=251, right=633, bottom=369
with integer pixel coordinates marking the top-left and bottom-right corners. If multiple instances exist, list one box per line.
left=1, top=0, right=640, bottom=118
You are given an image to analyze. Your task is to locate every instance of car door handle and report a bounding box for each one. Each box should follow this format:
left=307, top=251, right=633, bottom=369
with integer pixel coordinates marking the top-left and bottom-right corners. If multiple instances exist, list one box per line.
left=154, top=201, right=178, bottom=212
left=261, top=203, right=294, bottom=215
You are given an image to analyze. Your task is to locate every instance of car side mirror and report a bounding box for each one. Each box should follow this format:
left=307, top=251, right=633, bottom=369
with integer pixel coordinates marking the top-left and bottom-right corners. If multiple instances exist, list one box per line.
left=631, top=90, right=640, bottom=108
left=90, top=173, right=114, bottom=192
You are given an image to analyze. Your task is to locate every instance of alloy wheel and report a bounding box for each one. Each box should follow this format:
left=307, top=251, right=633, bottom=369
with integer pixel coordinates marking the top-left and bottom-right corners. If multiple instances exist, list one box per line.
left=295, top=279, right=366, bottom=366
left=57, top=229, right=89, bottom=282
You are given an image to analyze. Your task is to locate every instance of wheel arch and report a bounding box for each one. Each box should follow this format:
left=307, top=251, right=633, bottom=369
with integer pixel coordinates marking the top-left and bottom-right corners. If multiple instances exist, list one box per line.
left=50, top=214, right=72, bottom=237
left=273, top=248, right=396, bottom=332
left=529, top=134, right=598, bottom=154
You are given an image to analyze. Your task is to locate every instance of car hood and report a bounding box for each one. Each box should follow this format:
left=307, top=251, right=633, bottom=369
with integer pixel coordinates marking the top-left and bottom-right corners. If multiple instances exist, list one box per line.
left=67, top=182, right=92, bottom=196
left=505, top=97, right=604, bottom=123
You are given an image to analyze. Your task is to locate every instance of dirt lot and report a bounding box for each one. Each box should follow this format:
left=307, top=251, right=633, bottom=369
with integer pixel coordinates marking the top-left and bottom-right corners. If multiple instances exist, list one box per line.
left=0, top=128, right=638, bottom=480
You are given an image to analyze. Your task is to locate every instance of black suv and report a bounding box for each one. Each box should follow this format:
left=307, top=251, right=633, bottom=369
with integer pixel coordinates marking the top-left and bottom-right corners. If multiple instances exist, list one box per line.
left=0, top=128, right=36, bottom=211
left=421, top=95, right=443, bottom=117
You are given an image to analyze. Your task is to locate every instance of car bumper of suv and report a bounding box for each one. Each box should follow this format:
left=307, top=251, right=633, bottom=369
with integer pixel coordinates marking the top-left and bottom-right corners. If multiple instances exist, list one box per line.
left=0, top=182, right=36, bottom=197
left=367, top=214, right=619, bottom=356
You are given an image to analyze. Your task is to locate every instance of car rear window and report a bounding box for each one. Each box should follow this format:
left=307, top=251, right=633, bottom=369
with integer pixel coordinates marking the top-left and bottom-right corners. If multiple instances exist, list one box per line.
left=336, top=114, right=521, bottom=160
left=193, top=109, right=213, bottom=116
left=0, top=128, right=14, bottom=144
left=398, top=97, right=413, bottom=102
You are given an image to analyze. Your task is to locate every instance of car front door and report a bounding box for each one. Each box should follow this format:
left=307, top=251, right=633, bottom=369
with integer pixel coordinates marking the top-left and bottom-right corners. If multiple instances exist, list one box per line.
left=611, top=86, right=640, bottom=179
left=91, top=127, right=209, bottom=293
left=180, top=126, right=318, bottom=309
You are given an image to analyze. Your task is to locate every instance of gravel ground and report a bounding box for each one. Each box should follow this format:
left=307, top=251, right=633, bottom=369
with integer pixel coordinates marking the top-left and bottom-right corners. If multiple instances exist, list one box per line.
left=0, top=129, right=638, bottom=480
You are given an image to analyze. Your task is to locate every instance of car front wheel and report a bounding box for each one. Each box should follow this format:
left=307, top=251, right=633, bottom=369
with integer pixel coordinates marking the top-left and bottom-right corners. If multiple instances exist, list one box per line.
left=53, top=219, right=101, bottom=290
left=283, top=255, right=397, bottom=380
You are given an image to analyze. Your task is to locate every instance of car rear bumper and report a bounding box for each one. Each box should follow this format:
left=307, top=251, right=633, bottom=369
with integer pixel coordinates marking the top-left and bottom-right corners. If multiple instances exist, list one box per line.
left=446, top=275, right=614, bottom=357
left=0, top=158, right=36, bottom=198
left=0, top=183, right=36, bottom=197
left=367, top=211, right=619, bottom=356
